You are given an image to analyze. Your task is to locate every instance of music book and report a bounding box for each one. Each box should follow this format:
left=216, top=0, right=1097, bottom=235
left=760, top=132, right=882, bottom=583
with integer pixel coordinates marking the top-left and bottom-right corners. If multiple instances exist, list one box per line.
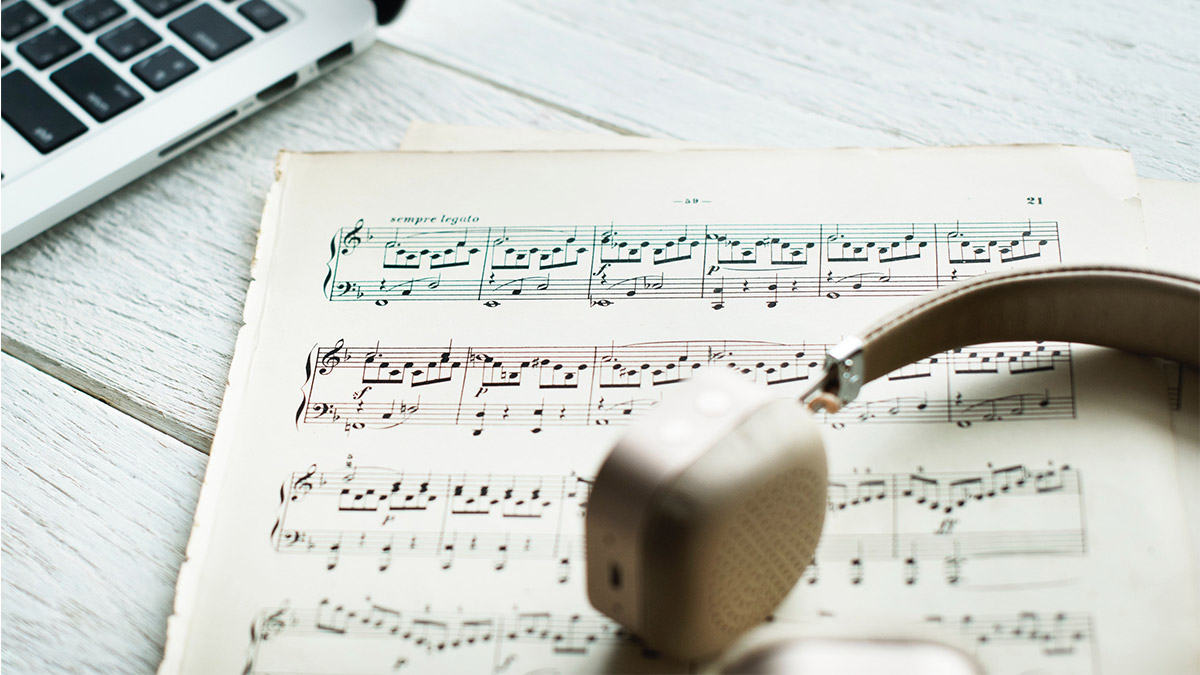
left=159, top=143, right=1199, bottom=674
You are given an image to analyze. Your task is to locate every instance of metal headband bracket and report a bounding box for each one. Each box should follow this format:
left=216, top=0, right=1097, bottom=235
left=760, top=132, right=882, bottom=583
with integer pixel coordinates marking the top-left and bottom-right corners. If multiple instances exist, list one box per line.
left=802, top=337, right=865, bottom=413
left=824, top=336, right=865, bottom=403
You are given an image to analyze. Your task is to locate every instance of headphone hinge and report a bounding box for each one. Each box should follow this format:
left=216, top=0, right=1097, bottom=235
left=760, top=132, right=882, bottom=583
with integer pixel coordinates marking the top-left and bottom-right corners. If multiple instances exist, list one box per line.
left=823, top=337, right=865, bottom=405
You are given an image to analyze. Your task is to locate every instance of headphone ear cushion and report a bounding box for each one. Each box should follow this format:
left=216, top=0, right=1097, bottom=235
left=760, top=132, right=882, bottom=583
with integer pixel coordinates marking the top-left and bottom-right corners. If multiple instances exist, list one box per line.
left=639, top=399, right=827, bottom=660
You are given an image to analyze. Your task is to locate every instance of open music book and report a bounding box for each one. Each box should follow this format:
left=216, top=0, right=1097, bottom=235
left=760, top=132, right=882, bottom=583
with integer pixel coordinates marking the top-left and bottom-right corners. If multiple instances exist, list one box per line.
left=159, top=143, right=1199, bottom=674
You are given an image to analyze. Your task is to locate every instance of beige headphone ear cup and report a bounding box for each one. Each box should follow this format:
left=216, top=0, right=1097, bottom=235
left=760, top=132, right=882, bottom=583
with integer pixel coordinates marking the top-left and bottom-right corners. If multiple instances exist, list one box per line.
left=638, top=398, right=827, bottom=660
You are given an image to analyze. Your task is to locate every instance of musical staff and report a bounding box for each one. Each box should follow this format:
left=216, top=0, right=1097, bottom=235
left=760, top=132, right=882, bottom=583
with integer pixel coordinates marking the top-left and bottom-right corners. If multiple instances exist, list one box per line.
left=297, top=340, right=1076, bottom=433
left=245, top=599, right=1095, bottom=674
left=815, top=464, right=1084, bottom=586
left=271, top=463, right=1083, bottom=587
left=246, top=600, right=657, bottom=674
left=923, top=611, right=1094, bottom=666
left=272, top=466, right=589, bottom=576
left=324, top=221, right=1061, bottom=307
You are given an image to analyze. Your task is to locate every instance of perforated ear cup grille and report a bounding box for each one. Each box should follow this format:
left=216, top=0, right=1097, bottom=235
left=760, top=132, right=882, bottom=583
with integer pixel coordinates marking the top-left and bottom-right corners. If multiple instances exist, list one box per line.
left=706, top=465, right=826, bottom=637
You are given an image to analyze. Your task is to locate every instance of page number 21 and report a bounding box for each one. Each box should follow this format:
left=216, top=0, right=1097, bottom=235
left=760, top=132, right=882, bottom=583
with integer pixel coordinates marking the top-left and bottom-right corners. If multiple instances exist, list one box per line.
left=1027, top=196, right=1043, bottom=205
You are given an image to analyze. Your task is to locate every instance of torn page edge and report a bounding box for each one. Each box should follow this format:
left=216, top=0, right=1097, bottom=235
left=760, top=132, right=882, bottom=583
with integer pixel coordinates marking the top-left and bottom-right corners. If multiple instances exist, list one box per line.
left=157, top=150, right=296, bottom=675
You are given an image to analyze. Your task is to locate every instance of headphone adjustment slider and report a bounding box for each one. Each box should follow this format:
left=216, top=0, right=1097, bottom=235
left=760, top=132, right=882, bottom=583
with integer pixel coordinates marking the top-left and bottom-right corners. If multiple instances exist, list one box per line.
left=821, top=337, right=865, bottom=407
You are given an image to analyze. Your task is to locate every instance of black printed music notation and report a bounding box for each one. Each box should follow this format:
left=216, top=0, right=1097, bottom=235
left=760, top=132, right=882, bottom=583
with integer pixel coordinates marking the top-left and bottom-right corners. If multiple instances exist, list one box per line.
left=323, top=220, right=1061, bottom=308
left=271, top=462, right=1082, bottom=588
left=246, top=598, right=1094, bottom=674
left=297, top=340, right=1076, bottom=433
left=246, top=600, right=656, bottom=675
left=272, top=466, right=589, bottom=578
left=791, top=463, right=1083, bottom=587
left=922, top=611, right=1094, bottom=663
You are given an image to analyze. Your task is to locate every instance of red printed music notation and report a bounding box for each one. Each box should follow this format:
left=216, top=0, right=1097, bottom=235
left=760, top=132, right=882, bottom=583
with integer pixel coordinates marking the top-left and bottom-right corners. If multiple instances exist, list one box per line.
left=297, top=339, right=1075, bottom=433
left=324, top=221, right=1061, bottom=308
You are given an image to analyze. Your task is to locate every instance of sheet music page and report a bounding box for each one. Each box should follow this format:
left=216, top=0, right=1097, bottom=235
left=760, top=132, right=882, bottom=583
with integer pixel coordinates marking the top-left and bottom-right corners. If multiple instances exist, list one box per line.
left=1139, top=178, right=1200, bottom=593
left=160, top=146, right=1198, bottom=674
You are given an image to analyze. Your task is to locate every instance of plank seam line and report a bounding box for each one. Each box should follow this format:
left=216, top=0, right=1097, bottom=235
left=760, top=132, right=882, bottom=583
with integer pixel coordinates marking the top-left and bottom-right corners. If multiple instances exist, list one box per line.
left=2, top=336, right=211, bottom=456
left=380, top=42, right=642, bottom=137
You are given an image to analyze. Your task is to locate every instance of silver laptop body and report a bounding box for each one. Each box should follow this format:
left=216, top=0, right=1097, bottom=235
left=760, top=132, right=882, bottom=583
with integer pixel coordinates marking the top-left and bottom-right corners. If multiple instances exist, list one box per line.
left=1, top=0, right=377, bottom=253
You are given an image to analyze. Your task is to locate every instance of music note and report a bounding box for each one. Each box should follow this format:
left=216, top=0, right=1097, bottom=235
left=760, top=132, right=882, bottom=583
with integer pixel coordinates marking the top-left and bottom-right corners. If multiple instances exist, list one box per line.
left=944, top=545, right=963, bottom=585
left=557, top=555, right=571, bottom=584
left=378, top=536, right=394, bottom=572
left=472, top=406, right=486, bottom=436
left=849, top=555, right=864, bottom=585
left=802, top=561, right=819, bottom=585
left=531, top=403, right=544, bottom=433
left=494, top=541, right=509, bottom=571
left=326, top=536, right=342, bottom=571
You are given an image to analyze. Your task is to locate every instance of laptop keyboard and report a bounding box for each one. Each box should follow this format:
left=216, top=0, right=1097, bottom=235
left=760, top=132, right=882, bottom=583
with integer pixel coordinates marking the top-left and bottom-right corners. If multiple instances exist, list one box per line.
left=1, top=0, right=289, bottom=154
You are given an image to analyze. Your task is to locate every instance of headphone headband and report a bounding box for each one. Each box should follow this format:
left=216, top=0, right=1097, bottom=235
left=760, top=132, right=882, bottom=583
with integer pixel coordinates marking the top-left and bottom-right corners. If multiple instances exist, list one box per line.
left=809, top=265, right=1200, bottom=409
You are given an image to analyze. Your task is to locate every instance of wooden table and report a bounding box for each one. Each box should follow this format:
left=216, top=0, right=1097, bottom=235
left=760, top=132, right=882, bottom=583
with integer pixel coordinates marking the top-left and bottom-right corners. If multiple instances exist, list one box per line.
left=3, top=0, right=1196, bottom=670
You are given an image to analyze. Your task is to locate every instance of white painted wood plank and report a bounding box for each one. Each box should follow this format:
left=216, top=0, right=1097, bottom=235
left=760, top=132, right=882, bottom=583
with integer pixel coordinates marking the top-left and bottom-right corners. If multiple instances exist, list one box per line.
left=385, top=0, right=1200, bottom=180
left=1, top=354, right=207, bottom=674
left=1, top=44, right=605, bottom=452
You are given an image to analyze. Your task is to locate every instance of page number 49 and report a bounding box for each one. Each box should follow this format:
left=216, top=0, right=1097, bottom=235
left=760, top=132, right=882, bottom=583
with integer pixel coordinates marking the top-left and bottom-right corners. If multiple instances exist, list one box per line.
left=1027, top=196, right=1043, bottom=205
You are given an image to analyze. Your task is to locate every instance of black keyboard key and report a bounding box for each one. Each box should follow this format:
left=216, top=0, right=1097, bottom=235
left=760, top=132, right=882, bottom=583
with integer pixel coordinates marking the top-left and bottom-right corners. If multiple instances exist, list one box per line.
left=169, top=5, right=250, bottom=61
left=98, top=18, right=161, bottom=61
left=51, top=55, right=143, bottom=122
left=133, top=0, right=193, bottom=19
left=17, top=27, right=80, bottom=69
left=45, top=0, right=75, bottom=6
left=64, top=0, right=126, bottom=33
left=2, top=70, right=87, bottom=153
left=238, top=0, right=285, bottom=32
left=132, top=45, right=196, bottom=91
left=2, top=53, right=10, bottom=69
left=2, top=2, right=47, bottom=42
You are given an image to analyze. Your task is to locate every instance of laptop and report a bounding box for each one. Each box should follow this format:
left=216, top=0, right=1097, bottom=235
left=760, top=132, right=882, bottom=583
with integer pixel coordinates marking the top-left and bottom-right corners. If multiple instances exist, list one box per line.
left=1, top=0, right=404, bottom=253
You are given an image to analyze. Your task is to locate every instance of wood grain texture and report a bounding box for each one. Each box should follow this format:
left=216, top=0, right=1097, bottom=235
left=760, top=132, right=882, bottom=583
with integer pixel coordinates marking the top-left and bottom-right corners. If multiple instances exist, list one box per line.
left=0, top=354, right=207, bottom=674
left=0, top=44, right=605, bottom=453
left=384, top=0, right=1200, bottom=180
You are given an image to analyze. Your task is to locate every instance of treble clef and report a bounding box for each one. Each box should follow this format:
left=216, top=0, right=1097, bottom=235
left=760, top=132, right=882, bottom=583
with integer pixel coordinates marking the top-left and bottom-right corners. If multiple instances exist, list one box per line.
left=260, top=609, right=289, bottom=641
left=339, top=219, right=365, bottom=255
left=290, top=464, right=318, bottom=501
left=317, top=339, right=346, bottom=375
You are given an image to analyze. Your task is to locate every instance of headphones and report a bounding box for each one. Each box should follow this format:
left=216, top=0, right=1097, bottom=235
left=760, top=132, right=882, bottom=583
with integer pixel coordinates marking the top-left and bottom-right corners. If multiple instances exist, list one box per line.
left=585, top=265, right=1200, bottom=661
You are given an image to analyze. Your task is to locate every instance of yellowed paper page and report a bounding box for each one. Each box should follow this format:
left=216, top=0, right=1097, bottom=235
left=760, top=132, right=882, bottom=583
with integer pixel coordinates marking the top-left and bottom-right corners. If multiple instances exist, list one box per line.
left=1141, top=178, right=1200, bottom=279
left=161, top=146, right=1196, bottom=674
left=1140, top=178, right=1200, bottom=600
